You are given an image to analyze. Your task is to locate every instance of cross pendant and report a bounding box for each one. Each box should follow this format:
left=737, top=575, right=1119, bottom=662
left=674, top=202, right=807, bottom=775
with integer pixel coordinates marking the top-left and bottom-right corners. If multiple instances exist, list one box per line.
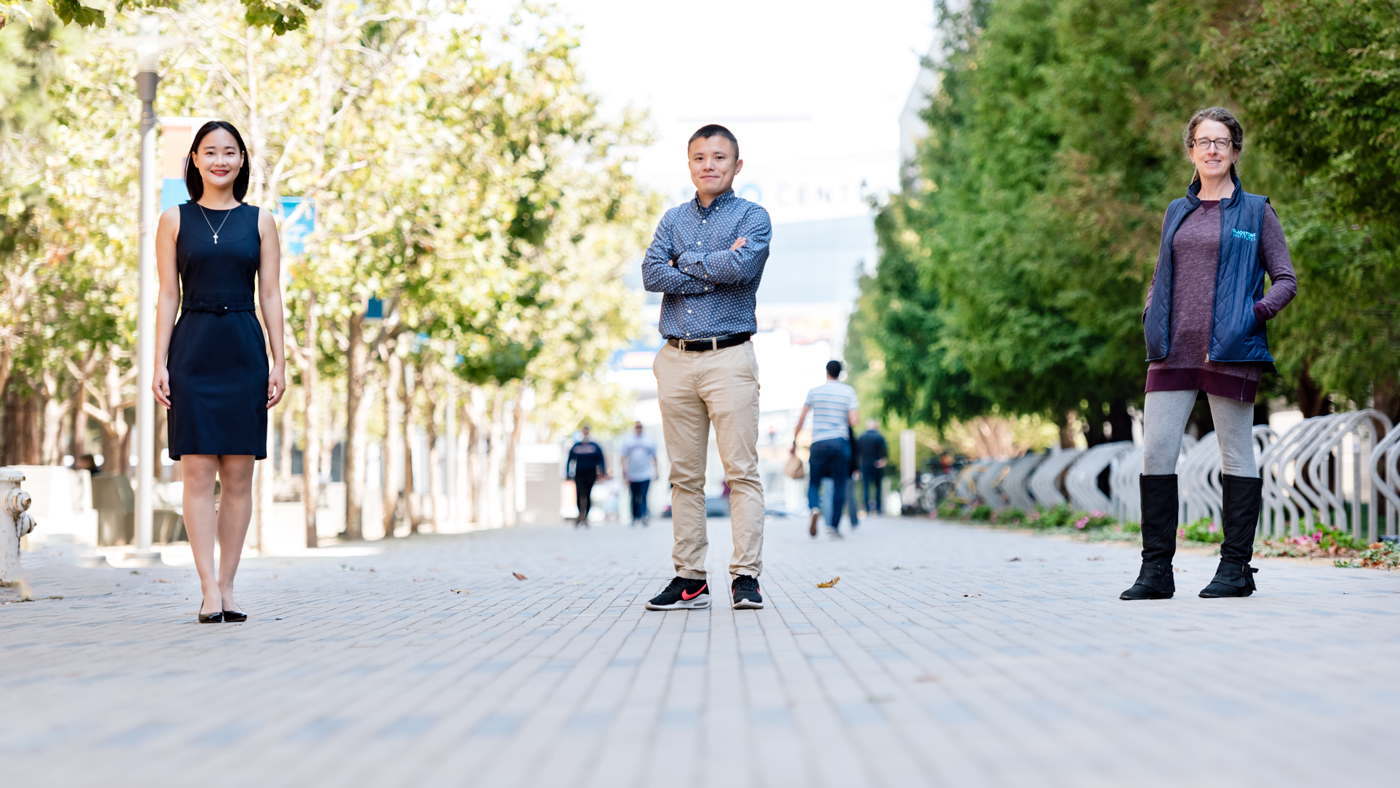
left=213, top=235, right=219, bottom=244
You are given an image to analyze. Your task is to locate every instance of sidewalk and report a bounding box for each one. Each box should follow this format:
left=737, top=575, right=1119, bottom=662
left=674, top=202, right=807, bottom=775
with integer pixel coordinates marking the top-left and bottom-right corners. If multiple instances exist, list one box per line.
left=3, top=516, right=1398, bottom=787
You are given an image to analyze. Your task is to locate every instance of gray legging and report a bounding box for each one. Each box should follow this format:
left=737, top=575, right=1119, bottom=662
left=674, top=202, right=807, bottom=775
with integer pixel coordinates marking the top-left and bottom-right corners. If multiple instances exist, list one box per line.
left=1142, top=390, right=1258, bottom=478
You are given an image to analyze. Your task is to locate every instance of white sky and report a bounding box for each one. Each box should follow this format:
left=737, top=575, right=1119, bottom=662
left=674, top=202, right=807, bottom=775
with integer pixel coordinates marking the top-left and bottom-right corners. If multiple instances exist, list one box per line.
left=552, top=0, right=938, bottom=218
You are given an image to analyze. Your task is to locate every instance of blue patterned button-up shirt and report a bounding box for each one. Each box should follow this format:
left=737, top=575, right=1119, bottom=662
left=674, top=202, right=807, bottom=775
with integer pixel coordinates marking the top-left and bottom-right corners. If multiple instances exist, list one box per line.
left=641, top=189, right=771, bottom=339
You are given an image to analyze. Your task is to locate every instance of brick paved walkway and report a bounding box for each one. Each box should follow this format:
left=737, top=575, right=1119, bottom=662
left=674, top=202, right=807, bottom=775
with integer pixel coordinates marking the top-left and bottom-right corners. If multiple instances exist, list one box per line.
left=4, top=516, right=1398, bottom=787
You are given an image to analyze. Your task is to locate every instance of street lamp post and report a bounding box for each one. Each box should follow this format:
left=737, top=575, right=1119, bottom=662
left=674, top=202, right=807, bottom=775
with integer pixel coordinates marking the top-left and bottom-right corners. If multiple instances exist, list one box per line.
left=96, top=16, right=193, bottom=566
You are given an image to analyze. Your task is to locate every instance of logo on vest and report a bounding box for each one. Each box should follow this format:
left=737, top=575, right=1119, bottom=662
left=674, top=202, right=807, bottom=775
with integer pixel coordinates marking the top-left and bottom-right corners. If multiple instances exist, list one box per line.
left=1231, top=228, right=1257, bottom=242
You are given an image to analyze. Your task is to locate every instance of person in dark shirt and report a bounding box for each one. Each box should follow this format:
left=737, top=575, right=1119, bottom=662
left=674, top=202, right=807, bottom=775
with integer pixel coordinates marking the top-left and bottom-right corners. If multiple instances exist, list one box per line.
left=567, top=426, right=608, bottom=527
left=856, top=419, right=889, bottom=515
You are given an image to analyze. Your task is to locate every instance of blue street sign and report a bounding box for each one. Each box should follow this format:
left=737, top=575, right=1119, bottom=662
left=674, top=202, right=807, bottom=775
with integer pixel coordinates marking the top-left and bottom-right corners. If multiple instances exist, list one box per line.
left=278, top=197, right=316, bottom=256
left=161, top=178, right=189, bottom=212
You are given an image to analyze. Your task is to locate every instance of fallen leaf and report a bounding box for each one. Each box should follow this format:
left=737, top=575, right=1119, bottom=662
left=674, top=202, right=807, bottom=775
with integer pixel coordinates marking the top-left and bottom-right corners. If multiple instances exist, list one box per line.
left=129, top=570, right=140, bottom=575
left=367, top=568, right=377, bottom=573
left=450, top=589, right=470, bottom=594
left=817, top=576, right=840, bottom=588
left=1007, top=557, right=1021, bottom=562
left=412, top=578, right=428, bottom=582
left=962, top=593, right=981, bottom=598
left=512, top=572, right=527, bottom=581
left=1173, top=567, right=1186, bottom=572
left=570, top=582, right=585, bottom=586
left=1087, top=556, right=1103, bottom=562
left=267, top=574, right=278, bottom=579
left=892, top=565, right=907, bottom=570
left=154, top=578, right=173, bottom=583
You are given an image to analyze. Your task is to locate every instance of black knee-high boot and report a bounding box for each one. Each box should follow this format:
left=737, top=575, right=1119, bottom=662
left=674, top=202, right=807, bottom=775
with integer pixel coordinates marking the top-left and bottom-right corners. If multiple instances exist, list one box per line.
left=1121, top=474, right=1178, bottom=600
left=1199, top=474, right=1262, bottom=598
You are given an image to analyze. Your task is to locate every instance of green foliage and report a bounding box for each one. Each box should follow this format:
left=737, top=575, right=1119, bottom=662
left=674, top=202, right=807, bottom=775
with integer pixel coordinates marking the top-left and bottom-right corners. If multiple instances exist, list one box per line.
left=1349, top=541, right=1400, bottom=569
left=44, top=0, right=320, bottom=33
left=936, top=498, right=964, bottom=520
left=857, top=0, right=1400, bottom=428
left=1035, top=503, right=1077, bottom=528
left=1181, top=517, right=1223, bottom=544
left=48, top=0, right=102, bottom=27
left=968, top=503, right=992, bottom=522
left=1121, top=520, right=1141, bottom=534
left=996, top=507, right=1026, bottom=524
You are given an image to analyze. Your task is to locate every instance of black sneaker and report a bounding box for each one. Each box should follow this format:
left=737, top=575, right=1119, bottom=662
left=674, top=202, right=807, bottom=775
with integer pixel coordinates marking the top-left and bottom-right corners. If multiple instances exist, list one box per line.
left=732, top=575, right=763, bottom=609
left=645, top=577, right=710, bottom=610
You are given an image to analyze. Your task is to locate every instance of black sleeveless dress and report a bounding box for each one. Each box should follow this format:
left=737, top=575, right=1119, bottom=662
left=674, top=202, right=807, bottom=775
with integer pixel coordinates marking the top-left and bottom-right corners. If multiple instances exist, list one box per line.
left=167, top=202, right=269, bottom=459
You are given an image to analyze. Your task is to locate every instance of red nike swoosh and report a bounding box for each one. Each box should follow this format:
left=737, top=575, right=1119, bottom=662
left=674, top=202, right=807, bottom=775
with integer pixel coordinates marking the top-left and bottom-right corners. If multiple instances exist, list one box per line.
left=681, top=584, right=707, bottom=601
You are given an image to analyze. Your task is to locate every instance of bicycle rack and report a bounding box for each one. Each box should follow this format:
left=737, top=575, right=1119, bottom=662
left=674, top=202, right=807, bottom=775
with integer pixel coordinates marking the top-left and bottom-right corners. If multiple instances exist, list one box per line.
left=1065, top=442, right=1133, bottom=513
left=1029, top=449, right=1081, bottom=507
left=976, top=459, right=1012, bottom=511
left=1001, top=453, right=1045, bottom=513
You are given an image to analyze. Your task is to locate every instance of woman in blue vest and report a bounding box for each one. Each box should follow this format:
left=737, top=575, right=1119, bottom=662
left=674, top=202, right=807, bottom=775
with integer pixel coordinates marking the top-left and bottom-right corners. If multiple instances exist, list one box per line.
left=1122, top=107, right=1297, bottom=601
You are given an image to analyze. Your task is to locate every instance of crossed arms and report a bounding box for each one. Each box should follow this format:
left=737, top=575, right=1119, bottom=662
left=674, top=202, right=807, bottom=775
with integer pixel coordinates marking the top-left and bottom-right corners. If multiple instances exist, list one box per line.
left=641, top=206, right=772, bottom=295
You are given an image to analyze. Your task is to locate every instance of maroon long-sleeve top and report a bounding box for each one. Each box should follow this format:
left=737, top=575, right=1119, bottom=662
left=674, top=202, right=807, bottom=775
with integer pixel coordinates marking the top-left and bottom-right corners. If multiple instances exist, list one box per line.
left=1143, top=200, right=1297, bottom=402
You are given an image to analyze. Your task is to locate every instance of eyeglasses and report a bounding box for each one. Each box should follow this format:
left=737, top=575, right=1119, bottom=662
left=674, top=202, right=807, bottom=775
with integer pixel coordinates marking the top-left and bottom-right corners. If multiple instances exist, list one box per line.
left=1191, top=137, right=1235, bottom=151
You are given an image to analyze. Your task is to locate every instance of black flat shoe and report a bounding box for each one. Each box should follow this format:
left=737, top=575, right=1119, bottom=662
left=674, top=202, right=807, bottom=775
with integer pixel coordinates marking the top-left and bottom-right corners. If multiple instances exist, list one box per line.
left=198, top=610, right=224, bottom=624
left=223, top=609, right=248, bottom=622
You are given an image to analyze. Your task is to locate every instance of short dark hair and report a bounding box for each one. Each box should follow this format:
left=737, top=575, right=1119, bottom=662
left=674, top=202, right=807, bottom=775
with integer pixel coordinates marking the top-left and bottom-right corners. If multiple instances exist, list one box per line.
left=688, top=124, right=739, bottom=159
left=826, top=360, right=843, bottom=378
left=1184, top=107, right=1244, bottom=182
left=185, top=120, right=251, bottom=202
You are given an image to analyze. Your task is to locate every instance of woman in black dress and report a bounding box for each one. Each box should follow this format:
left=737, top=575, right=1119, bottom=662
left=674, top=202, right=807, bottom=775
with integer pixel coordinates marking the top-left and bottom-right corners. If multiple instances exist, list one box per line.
left=152, top=121, right=286, bottom=623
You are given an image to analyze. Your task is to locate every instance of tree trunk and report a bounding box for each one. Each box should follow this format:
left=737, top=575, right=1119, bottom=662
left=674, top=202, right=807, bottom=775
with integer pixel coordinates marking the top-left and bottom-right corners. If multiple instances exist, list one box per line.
left=400, top=358, right=418, bottom=534
left=278, top=398, right=294, bottom=479
left=40, top=370, right=63, bottom=465
left=485, top=387, right=505, bottom=528
left=343, top=309, right=368, bottom=540
left=502, top=380, right=527, bottom=528
left=1373, top=375, right=1400, bottom=425
left=382, top=348, right=402, bottom=537
left=1297, top=361, right=1330, bottom=418
left=1058, top=412, right=1076, bottom=450
left=69, top=377, right=86, bottom=460
left=0, top=372, right=42, bottom=466
left=1082, top=401, right=1107, bottom=447
left=1107, top=398, right=1132, bottom=445
left=424, top=379, right=441, bottom=533
left=301, top=290, right=320, bottom=549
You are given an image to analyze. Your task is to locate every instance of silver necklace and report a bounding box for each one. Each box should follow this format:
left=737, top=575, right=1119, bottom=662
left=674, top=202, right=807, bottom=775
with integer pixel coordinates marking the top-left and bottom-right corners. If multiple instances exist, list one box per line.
left=197, top=204, right=234, bottom=244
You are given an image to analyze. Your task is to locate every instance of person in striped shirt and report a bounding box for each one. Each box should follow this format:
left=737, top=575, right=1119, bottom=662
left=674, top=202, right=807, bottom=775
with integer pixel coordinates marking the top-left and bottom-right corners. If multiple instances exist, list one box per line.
left=792, top=360, right=861, bottom=538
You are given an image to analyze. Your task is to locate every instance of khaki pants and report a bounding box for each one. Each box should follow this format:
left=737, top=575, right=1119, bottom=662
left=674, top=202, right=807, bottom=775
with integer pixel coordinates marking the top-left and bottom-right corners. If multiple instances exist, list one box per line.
left=654, top=341, right=764, bottom=579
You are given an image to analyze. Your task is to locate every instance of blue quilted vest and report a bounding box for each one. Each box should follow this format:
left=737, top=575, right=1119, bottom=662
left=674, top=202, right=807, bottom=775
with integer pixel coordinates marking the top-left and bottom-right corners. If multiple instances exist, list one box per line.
left=1144, top=174, right=1274, bottom=365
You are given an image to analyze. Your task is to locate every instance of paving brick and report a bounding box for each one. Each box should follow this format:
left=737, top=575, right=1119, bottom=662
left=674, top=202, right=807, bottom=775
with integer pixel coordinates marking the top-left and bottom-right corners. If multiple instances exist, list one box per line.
left=3, top=517, right=1399, bottom=787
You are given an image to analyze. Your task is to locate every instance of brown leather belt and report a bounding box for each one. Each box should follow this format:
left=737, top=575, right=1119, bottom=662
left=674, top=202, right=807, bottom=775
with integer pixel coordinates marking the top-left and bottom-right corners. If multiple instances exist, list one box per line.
left=667, top=333, right=751, bottom=352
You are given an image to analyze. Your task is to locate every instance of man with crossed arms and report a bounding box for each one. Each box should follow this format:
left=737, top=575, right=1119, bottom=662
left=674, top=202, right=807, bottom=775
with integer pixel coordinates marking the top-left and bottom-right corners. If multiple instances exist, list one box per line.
left=641, top=124, right=771, bottom=611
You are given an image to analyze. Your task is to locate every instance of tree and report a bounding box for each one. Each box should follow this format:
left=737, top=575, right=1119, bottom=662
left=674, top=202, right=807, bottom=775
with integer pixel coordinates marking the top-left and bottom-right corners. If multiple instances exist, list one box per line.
left=1219, top=0, right=1400, bottom=418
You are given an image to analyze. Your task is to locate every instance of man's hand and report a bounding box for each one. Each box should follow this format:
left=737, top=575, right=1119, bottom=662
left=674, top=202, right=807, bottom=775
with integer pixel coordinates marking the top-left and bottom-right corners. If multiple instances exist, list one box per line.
left=789, top=441, right=797, bottom=456
left=730, top=237, right=747, bottom=252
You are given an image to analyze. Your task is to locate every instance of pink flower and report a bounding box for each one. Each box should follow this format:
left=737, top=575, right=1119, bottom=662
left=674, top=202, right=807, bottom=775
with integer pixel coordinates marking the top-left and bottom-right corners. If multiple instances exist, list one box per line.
left=1207, top=523, right=1218, bottom=533
left=1074, top=516, right=1089, bottom=530
left=1090, top=510, right=1104, bottom=518
left=1178, top=528, right=1187, bottom=538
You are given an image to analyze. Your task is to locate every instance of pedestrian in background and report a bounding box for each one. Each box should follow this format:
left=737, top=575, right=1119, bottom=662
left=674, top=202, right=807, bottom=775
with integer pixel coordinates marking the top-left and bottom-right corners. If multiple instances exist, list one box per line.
left=620, top=421, right=658, bottom=526
left=642, top=124, right=771, bottom=612
left=1124, top=107, right=1297, bottom=602
left=151, top=121, right=287, bottom=624
left=792, top=360, right=860, bottom=539
left=567, top=425, right=607, bottom=528
left=857, top=419, right=889, bottom=515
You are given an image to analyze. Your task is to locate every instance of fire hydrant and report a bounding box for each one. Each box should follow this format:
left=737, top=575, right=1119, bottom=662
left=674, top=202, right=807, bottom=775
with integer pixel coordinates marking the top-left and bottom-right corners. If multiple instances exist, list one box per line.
left=1, top=468, right=37, bottom=585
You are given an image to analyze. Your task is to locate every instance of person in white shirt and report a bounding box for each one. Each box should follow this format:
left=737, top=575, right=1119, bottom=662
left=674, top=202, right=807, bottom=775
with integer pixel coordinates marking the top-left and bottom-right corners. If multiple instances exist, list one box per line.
left=619, top=421, right=658, bottom=526
left=792, top=360, right=861, bottom=538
